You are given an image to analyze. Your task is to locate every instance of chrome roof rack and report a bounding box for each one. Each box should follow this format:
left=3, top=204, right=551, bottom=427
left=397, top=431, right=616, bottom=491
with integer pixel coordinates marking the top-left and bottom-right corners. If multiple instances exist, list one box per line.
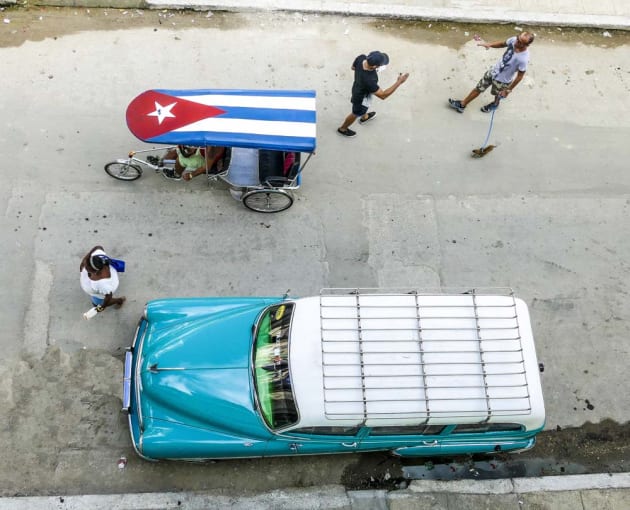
left=319, top=288, right=532, bottom=423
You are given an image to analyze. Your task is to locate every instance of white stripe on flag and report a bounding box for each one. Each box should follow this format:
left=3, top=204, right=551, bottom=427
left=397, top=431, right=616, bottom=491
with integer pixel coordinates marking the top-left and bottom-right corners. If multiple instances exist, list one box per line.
left=177, top=94, right=316, bottom=111
left=173, top=117, right=316, bottom=138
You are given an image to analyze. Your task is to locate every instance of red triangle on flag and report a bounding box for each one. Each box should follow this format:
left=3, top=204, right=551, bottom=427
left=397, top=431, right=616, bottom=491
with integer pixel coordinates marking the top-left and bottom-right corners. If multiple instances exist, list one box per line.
left=126, top=90, right=226, bottom=141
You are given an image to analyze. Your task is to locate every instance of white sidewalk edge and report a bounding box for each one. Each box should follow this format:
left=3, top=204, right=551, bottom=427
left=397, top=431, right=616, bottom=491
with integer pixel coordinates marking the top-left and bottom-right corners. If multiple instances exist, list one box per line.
left=146, top=0, right=630, bottom=30
left=0, top=485, right=351, bottom=510
left=2, top=474, right=630, bottom=509
left=513, top=472, right=630, bottom=493
left=408, top=478, right=514, bottom=494
left=408, top=472, right=630, bottom=494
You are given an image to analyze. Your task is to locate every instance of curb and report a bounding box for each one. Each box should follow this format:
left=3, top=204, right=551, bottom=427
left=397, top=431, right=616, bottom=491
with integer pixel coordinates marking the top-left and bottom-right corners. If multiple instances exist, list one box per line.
left=1, top=474, right=630, bottom=509
left=144, top=0, right=630, bottom=30
left=16, top=0, right=630, bottom=30
left=0, top=486, right=352, bottom=510
left=408, top=472, right=630, bottom=494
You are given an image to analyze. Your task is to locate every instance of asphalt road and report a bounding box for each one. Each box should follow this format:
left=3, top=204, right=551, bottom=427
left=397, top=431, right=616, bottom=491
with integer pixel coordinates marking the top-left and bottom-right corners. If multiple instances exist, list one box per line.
left=1, top=7, right=629, bottom=496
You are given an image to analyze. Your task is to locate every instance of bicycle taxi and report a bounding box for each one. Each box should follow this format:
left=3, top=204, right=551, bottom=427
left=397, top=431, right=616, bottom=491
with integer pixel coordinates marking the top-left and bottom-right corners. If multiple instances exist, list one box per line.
left=105, top=89, right=316, bottom=213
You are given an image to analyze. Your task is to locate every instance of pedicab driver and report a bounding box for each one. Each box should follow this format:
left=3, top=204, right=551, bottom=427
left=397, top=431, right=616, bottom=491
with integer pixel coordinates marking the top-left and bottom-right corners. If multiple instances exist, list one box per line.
left=163, top=145, right=226, bottom=181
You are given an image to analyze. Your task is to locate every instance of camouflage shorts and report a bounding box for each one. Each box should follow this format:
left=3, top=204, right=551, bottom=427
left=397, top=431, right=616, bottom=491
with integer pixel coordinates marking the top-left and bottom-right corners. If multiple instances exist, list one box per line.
left=475, top=69, right=511, bottom=95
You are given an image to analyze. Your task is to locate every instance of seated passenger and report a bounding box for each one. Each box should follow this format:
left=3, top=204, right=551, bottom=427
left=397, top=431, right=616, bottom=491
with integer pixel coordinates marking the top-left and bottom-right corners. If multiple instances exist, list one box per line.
left=162, top=145, right=226, bottom=181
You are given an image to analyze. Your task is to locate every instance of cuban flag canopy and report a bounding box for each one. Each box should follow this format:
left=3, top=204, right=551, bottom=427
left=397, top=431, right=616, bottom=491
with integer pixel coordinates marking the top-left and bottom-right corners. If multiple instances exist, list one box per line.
left=126, top=89, right=316, bottom=153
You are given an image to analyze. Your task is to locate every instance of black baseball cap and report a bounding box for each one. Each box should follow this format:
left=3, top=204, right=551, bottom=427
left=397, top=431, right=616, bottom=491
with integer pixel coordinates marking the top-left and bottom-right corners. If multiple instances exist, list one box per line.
left=366, top=51, right=390, bottom=67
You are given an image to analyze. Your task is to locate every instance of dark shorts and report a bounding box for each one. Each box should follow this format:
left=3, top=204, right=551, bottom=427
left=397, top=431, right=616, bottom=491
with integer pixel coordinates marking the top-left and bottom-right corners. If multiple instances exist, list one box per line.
left=351, top=102, right=369, bottom=116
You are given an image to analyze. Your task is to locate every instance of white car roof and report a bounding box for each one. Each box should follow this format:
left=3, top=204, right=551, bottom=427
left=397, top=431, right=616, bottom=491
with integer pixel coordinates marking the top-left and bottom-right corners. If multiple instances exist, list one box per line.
left=288, top=289, right=545, bottom=431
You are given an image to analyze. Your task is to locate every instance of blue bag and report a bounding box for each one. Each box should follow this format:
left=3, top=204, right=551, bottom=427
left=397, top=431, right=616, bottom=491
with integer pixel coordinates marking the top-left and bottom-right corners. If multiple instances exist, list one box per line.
left=109, top=258, right=126, bottom=273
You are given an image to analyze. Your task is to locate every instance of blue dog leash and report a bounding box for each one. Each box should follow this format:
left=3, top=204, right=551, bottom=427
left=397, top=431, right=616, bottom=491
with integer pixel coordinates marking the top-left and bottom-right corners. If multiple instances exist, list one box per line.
left=480, top=96, right=502, bottom=150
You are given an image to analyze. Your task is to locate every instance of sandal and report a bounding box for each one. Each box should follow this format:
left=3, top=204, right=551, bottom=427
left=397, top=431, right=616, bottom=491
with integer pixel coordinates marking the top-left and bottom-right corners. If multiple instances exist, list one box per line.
left=359, top=112, right=376, bottom=124
left=162, top=168, right=181, bottom=181
left=337, top=127, right=357, bottom=137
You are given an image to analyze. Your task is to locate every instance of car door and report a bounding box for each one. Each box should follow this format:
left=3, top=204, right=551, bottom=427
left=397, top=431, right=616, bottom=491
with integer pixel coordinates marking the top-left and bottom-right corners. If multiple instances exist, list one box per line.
left=439, top=422, right=531, bottom=456
left=357, top=424, right=446, bottom=457
left=265, top=425, right=364, bottom=457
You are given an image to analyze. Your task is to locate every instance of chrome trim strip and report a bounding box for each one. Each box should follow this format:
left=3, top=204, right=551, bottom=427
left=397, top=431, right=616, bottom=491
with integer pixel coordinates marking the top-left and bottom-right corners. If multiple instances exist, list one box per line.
left=122, top=350, right=132, bottom=413
left=134, top=320, right=147, bottom=431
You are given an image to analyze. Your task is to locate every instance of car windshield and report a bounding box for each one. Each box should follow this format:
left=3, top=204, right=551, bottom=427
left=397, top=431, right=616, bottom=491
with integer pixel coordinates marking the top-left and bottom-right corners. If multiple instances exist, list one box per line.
left=253, top=303, right=298, bottom=430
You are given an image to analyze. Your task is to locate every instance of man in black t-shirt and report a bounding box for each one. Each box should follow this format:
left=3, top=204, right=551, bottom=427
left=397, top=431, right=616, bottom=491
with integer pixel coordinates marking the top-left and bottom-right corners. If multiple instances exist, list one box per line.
left=337, top=51, right=409, bottom=138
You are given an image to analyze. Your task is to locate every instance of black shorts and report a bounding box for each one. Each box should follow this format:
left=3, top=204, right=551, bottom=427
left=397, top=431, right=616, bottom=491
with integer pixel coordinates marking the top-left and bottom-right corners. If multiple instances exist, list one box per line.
left=351, top=102, right=369, bottom=116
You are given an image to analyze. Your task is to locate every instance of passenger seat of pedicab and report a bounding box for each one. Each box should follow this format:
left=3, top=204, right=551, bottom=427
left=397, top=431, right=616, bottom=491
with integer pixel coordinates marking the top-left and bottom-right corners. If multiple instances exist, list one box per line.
left=258, top=150, right=300, bottom=186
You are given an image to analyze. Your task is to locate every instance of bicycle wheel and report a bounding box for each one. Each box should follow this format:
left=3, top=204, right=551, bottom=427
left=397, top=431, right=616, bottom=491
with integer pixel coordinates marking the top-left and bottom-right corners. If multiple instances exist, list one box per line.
left=242, top=189, right=294, bottom=213
left=104, top=162, right=142, bottom=181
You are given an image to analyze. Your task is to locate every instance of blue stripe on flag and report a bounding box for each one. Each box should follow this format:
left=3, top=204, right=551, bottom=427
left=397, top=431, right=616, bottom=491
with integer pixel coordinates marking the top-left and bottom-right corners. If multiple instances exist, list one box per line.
left=214, top=106, right=315, bottom=123
left=148, top=131, right=316, bottom=152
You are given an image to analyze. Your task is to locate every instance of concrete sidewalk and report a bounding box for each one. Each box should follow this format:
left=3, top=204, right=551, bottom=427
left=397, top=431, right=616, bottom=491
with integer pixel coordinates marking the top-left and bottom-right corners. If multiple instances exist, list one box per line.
left=16, top=0, right=630, bottom=29
left=1, top=473, right=629, bottom=509
left=145, top=0, right=630, bottom=30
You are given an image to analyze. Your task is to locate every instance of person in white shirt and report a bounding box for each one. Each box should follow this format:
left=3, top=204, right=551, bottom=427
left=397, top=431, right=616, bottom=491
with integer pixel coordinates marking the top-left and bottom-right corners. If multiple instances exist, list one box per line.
left=448, top=32, right=535, bottom=113
left=79, top=246, right=125, bottom=312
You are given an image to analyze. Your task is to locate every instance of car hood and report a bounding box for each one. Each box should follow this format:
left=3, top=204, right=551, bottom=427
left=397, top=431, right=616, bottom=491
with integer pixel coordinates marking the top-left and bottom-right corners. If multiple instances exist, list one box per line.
left=138, top=297, right=281, bottom=438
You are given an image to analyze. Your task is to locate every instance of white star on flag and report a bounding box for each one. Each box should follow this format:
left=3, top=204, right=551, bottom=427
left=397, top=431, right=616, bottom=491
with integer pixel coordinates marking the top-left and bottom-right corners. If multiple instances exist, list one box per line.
left=147, top=101, right=177, bottom=125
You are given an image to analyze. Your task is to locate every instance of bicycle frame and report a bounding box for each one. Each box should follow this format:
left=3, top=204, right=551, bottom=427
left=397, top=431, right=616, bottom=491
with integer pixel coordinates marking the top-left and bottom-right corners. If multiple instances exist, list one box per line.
left=124, top=147, right=176, bottom=172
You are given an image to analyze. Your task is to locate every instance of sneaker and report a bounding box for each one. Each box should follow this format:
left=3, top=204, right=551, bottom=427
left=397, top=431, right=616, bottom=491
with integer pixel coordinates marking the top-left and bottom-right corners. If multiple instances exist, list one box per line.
left=359, top=112, right=376, bottom=124
left=161, top=168, right=181, bottom=181
left=448, top=98, right=465, bottom=113
left=337, top=127, right=357, bottom=137
left=146, top=155, right=160, bottom=165
left=480, top=102, right=498, bottom=113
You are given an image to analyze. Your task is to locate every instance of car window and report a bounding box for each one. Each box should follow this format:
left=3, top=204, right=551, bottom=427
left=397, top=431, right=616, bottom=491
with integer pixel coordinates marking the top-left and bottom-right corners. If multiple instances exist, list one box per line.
left=290, top=426, right=361, bottom=436
left=253, top=303, right=298, bottom=430
left=368, top=424, right=446, bottom=436
left=452, top=423, right=523, bottom=434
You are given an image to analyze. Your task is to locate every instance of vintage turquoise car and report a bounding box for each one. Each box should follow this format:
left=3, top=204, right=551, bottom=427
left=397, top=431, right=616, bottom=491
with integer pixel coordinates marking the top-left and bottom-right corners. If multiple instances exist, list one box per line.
left=122, top=289, right=545, bottom=461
